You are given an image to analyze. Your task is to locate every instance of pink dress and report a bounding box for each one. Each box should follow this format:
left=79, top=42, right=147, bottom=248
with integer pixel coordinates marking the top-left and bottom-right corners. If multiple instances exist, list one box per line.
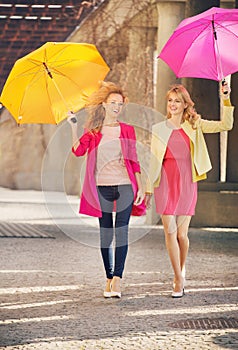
left=154, top=128, right=197, bottom=215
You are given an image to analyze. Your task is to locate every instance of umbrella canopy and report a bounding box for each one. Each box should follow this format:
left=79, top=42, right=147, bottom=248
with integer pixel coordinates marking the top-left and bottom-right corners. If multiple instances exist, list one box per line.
left=158, top=7, right=238, bottom=81
left=0, top=42, right=110, bottom=124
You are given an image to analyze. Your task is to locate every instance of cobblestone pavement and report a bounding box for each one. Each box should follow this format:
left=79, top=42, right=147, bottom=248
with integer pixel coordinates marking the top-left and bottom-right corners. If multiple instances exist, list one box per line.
left=0, top=189, right=237, bottom=349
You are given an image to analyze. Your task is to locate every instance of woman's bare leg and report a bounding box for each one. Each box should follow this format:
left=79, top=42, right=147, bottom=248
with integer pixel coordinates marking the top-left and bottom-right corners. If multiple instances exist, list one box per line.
left=177, top=215, right=191, bottom=279
left=161, top=215, right=183, bottom=292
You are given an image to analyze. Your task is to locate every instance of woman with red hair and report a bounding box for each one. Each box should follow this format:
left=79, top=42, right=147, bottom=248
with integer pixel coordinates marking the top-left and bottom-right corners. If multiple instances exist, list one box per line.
left=68, top=81, right=145, bottom=298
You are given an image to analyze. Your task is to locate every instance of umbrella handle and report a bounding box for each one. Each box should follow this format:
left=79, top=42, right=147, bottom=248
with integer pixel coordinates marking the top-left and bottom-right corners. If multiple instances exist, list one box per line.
left=70, top=117, right=77, bottom=123
left=67, top=111, right=77, bottom=123
left=222, top=79, right=228, bottom=94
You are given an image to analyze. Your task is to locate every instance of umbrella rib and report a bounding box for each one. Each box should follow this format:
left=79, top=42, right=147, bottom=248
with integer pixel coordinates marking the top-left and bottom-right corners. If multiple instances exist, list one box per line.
left=45, top=45, right=70, bottom=65
left=50, top=63, right=107, bottom=90
left=47, top=67, right=91, bottom=111
left=16, top=63, right=56, bottom=123
left=215, top=21, right=238, bottom=39
left=212, top=21, right=238, bottom=79
left=47, top=57, right=107, bottom=71
left=45, top=59, right=85, bottom=71
left=43, top=43, right=85, bottom=67
left=3, top=64, right=42, bottom=91
left=15, top=66, right=46, bottom=121
left=43, top=76, right=58, bottom=124
left=47, top=44, right=96, bottom=67
left=176, top=22, right=211, bottom=76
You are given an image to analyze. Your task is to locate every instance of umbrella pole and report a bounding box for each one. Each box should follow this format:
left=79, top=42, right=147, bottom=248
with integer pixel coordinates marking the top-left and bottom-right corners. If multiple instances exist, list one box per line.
left=212, top=22, right=230, bottom=183
left=43, top=62, right=72, bottom=113
left=212, top=19, right=224, bottom=80
left=51, top=78, right=73, bottom=113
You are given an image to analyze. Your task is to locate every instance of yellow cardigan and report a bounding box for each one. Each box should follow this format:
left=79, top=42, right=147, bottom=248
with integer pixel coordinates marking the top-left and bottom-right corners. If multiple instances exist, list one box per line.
left=146, top=105, right=234, bottom=194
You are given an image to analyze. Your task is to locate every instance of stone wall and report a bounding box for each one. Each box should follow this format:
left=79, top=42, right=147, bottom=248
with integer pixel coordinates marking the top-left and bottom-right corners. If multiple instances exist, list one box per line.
left=0, top=0, right=174, bottom=194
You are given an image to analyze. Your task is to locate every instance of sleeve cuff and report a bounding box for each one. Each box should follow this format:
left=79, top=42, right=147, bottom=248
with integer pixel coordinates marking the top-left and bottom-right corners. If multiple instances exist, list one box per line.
left=132, top=163, right=141, bottom=173
left=223, top=98, right=232, bottom=106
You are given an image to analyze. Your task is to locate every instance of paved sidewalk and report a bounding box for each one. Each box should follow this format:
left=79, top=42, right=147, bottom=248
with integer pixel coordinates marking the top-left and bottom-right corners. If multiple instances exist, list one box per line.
left=0, top=187, right=237, bottom=349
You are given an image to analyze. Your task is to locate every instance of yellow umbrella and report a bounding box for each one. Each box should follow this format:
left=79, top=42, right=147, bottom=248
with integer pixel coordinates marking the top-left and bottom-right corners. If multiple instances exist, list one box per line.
left=0, top=42, right=110, bottom=124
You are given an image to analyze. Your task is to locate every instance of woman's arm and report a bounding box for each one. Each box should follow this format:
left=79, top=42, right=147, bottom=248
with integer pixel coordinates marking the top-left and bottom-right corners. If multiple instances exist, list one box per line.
left=68, top=117, right=80, bottom=151
left=195, top=83, right=234, bottom=133
left=196, top=106, right=234, bottom=133
left=125, top=125, right=144, bottom=205
left=67, top=113, right=90, bottom=156
left=67, top=115, right=80, bottom=151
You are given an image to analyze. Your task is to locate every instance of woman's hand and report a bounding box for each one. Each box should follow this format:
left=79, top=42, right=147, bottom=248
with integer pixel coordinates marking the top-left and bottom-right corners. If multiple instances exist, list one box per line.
left=134, top=189, right=144, bottom=206
left=220, top=80, right=231, bottom=99
left=144, top=193, right=153, bottom=209
left=67, top=112, right=80, bottom=150
left=67, top=111, right=78, bottom=126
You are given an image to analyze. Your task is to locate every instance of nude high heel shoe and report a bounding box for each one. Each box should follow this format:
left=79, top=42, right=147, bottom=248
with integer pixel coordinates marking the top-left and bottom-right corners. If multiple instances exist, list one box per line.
left=103, top=279, right=112, bottom=298
left=172, top=279, right=185, bottom=298
left=111, top=276, right=121, bottom=298
left=172, top=288, right=185, bottom=298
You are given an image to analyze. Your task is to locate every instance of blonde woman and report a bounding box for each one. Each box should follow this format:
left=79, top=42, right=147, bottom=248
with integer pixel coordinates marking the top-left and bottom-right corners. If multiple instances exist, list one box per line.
left=145, top=82, right=234, bottom=298
left=68, top=81, right=145, bottom=298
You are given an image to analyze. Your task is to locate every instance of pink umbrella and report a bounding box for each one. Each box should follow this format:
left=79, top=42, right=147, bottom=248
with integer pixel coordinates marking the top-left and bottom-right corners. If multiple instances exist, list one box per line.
left=158, top=7, right=238, bottom=81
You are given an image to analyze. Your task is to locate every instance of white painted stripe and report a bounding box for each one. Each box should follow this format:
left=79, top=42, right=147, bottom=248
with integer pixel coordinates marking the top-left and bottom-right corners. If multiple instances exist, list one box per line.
left=0, top=315, right=74, bottom=325
left=126, top=304, right=238, bottom=317
left=0, top=299, right=75, bottom=310
left=0, top=285, right=82, bottom=295
left=0, top=270, right=83, bottom=274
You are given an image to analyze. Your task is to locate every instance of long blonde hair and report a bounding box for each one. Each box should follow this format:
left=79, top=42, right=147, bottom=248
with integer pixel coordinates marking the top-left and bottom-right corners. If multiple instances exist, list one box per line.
left=85, top=81, right=128, bottom=132
left=166, top=84, right=198, bottom=127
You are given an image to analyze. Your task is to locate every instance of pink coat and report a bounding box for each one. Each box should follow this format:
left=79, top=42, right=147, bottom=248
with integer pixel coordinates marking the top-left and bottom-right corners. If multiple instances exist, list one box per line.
left=72, top=122, right=146, bottom=217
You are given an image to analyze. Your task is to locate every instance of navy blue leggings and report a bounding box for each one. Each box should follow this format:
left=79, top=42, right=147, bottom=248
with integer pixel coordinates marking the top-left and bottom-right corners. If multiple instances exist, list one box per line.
left=97, top=184, right=134, bottom=279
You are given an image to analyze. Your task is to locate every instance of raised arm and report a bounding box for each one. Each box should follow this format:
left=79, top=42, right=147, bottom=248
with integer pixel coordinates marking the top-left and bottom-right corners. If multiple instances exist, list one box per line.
left=67, top=112, right=80, bottom=151
left=67, top=112, right=91, bottom=156
left=195, top=81, right=234, bottom=133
